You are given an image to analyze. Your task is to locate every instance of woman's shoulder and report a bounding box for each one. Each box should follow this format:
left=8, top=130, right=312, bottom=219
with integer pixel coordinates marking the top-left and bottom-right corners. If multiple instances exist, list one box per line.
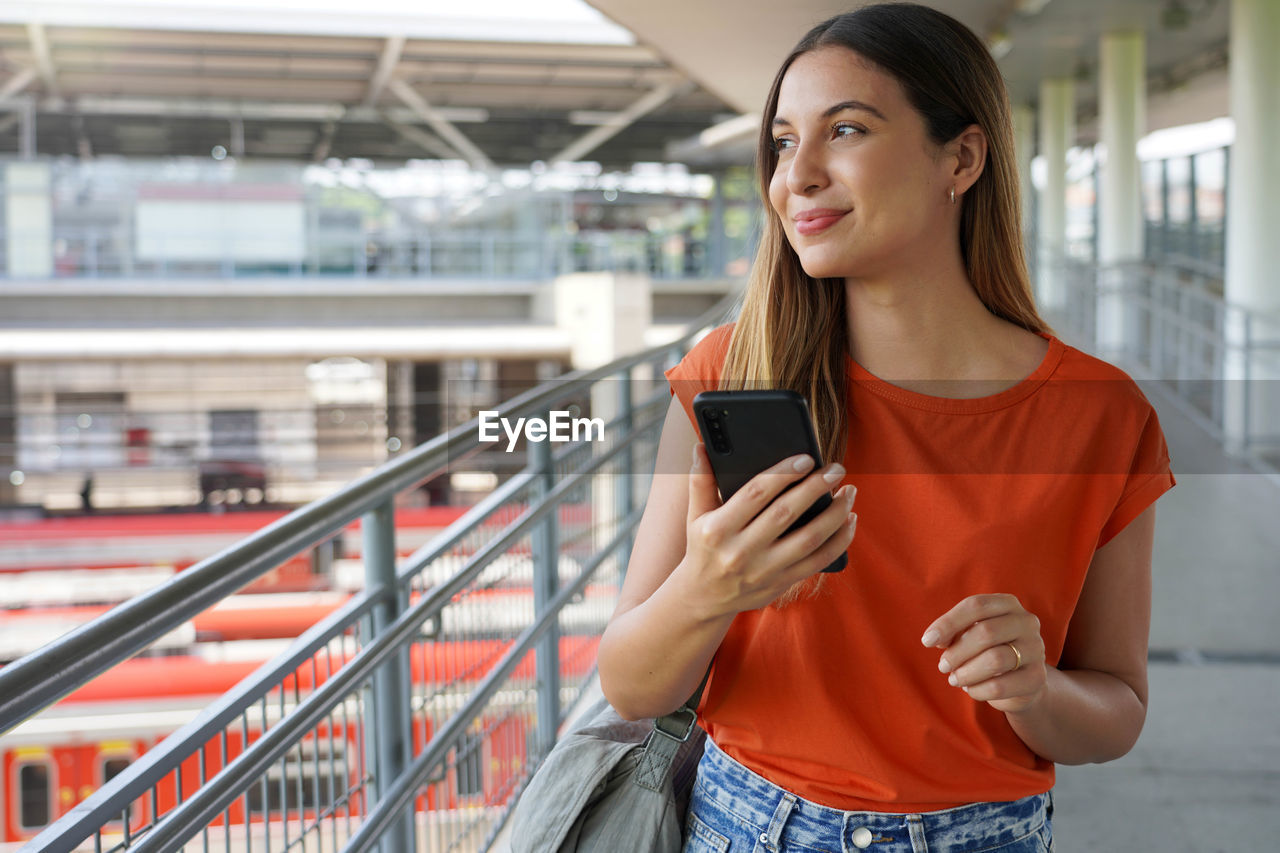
left=667, top=322, right=736, bottom=379
left=1046, top=337, right=1159, bottom=418
left=691, top=322, right=737, bottom=357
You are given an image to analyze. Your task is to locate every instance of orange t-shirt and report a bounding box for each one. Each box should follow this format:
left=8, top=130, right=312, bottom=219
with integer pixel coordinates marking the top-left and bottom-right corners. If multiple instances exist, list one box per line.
left=664, top=323, right=1175, bottom=812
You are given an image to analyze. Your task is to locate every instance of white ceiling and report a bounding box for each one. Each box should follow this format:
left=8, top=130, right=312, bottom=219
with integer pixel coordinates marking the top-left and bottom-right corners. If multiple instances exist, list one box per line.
left=584, top=0, right=1231, bottom=127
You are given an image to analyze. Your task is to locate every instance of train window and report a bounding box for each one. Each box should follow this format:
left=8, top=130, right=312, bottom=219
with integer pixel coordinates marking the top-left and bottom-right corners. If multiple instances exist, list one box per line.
left=454, top=732, right=484, bottom=799
left=18, top=762, right=52, bottom=829
left=101, top=757, right=135, bottom=823
left=246, top=741, right=342, bottom=816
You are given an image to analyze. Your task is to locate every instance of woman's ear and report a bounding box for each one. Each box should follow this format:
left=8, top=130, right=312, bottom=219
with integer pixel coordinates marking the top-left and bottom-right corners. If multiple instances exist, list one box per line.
left=950, top=124, right=988, bottom=194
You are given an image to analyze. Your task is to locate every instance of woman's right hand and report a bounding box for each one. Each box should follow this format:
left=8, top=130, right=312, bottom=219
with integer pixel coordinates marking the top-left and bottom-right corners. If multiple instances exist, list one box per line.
left=677, top=443, right=857, bottom=619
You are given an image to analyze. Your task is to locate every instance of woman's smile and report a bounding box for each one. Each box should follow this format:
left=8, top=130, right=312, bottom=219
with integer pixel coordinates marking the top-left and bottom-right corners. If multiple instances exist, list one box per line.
left=794, top=208, right=850, bottom=235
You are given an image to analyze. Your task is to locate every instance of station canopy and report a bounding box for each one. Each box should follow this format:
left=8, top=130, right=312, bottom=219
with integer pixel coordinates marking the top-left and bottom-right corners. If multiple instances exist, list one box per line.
left=0, top=0, right=735, bottom=168
left=0, top=0, right=1233, bottom=169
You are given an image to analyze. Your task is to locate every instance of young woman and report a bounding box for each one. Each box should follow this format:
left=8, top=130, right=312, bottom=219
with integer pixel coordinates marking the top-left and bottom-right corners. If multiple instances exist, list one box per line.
left=598, top=4, right=1175, bottom=851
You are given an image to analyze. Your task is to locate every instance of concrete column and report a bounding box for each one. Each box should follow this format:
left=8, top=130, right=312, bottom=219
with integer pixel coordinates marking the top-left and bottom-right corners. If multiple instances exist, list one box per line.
left=1096, top=31, right=1146, bottom=356
left=3, top=162, right=52, bottom=278
left=1224, top=0, right=1280, bottom=451
left=1037, top=79, right=1074, bottom=312
left=553, top=272, right=651, bottom=370
left=553, top=272, right=652, bottom=568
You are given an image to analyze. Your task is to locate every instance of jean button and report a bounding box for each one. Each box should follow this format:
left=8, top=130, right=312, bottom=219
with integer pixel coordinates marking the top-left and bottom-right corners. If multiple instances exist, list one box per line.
left=759, top=832, right=769, bottom=845
left=851, top=826, right=873, bottom=849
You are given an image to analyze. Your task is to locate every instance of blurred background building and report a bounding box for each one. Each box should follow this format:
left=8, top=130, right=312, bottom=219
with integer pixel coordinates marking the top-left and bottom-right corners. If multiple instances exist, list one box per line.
left=0, top=1, right=1276, bottom=851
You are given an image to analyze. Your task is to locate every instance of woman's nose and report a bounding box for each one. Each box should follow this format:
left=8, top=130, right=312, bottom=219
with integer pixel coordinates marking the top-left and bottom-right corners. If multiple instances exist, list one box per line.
left=785, top=140, right=829, bottom=195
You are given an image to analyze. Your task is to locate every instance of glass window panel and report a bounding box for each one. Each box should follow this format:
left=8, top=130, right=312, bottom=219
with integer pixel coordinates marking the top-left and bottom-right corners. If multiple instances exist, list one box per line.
left=1166, top=157, right=1192, bottom=223
left=1193, top=149, right=1226, bottom=222
left=19, top=763, right=51, bottom=829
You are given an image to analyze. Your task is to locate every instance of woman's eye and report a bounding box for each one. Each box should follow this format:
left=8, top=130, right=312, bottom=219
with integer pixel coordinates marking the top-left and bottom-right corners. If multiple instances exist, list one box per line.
left=834, top=124, right=863, bottom=138
left=772, top=137, right=796, bottom=152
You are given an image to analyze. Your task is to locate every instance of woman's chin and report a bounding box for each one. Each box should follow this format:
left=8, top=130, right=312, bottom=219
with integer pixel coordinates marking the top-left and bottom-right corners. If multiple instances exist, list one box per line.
left=796, top=255, right=853, bottom=281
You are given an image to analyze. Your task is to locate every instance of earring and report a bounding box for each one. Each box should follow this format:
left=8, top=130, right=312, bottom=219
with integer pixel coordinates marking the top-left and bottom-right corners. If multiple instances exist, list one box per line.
left=949, top=187, right=956, bottom=204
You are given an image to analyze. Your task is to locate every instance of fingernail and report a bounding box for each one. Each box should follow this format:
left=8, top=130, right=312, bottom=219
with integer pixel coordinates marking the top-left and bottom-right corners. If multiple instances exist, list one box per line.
left=691, top=447, right=703, bottom=470
left=948, top=674, right=958, bottom=687
left=938, top=658, right=952, bottom=674
left=792, top=455, right=814, bottom=472
left=921, top=630, right=940, bottom=647
left=847, top=485, right=857, bottom=505
left=822, top=464, right=845, bottom=484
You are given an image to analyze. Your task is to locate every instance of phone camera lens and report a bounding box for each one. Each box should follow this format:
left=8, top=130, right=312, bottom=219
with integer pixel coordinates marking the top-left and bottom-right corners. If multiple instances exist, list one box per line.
left=704, top=409, right=719, bottom=421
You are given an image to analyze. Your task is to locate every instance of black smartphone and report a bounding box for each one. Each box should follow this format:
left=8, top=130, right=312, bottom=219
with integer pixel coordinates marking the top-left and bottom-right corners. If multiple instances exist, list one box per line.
left=692, top=390, right=847, bottom=573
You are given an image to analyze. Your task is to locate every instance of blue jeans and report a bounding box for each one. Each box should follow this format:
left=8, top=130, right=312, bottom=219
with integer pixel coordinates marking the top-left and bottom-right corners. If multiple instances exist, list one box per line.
left=684, top=738, right=1054, bottom=853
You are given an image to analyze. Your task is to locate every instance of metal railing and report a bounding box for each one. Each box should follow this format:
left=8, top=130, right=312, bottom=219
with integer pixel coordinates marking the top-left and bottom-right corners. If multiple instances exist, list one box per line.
left=15, top=226, right=739, bottom=281
left=1045, top=254, right=1280, bottom=455
left=0, top=296, right=733, bottom=853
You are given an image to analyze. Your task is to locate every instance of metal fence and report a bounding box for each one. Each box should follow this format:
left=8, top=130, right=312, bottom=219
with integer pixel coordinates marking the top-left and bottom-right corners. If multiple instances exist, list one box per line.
left=0, top=297, right=733, bottom=853
left=23, top=226, right=731, bottom=281
left=1045, top=254, right=1280, bottom=456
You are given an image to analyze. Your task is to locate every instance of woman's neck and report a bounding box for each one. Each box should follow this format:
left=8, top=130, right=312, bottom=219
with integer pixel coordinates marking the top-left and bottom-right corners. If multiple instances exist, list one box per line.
left=843, top=269, right=1044, bottom=393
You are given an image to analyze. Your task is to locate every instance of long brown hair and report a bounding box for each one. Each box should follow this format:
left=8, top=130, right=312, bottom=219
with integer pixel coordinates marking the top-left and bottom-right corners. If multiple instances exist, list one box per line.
left=721, top=3, right=1050, bottom=472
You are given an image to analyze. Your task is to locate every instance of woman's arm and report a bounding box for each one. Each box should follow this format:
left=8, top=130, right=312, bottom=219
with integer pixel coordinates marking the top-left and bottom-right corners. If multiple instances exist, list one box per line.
left=922, top=504, right=1155, bottom=764
left=598, top=397, right=856, bottom=720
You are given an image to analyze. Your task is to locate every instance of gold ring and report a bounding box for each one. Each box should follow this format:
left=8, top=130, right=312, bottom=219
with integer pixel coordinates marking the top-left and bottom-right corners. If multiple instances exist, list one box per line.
left=1007, top=642, right=1023, bottom=671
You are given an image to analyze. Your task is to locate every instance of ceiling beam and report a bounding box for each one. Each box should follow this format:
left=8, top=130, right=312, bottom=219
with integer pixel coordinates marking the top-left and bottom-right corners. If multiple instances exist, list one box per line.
left=381, top=114, right=460, bottom=160
left=550, top=80, right=691, bottom=165
left=387, top=78, right=494, bottom=171
left=26, top=23, right=61, bottom=100
left=0, top=68, right=37, bottom=104
left=68, top=96, right=487, bottom=125
left=364, top=36, right=405, bottom=107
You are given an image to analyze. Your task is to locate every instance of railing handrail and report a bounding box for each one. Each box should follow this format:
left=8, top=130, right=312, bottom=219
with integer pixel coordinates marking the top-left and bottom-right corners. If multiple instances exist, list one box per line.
left=1059, top=253, right=1280, bottom=336
left=0, top=295, right=736, bottom=737
left=119, top=407, right=663, bottom=853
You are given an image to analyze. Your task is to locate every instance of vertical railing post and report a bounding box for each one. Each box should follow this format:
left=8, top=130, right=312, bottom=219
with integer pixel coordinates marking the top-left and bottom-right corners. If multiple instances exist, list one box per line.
left=530, top=424, right=560, bottom=755
left=362, top=499, right=414, bottom=853
left=615, top=368, right=635, bottom=584
left=1211, top=300, right=1225, bottom=430
left=1242, top=312, right=1253, bottom=452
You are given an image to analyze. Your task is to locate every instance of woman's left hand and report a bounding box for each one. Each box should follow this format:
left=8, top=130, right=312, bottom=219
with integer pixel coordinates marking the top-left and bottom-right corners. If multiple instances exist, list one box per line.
left=921, top=594, right=1048, bottom=714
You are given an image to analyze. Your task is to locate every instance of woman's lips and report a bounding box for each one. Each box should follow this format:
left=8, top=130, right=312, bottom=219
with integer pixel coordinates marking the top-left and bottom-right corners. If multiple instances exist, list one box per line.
left=794, top=211, right=849, bottom=235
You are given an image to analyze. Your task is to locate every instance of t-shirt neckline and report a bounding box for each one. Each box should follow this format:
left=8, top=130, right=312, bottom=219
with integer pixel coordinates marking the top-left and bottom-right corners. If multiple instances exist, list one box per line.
left=845, top=332, right=1065, bottom=414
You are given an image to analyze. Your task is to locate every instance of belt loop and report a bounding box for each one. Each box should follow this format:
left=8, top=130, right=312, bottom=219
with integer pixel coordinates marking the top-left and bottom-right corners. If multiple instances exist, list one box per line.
left=906, top=814, right=928, bottom=853
left=760, top=791, right=797, bottom=850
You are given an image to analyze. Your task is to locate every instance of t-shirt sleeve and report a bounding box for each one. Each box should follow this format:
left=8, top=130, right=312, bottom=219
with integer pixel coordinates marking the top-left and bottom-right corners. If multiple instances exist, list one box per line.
left=663, top=323, right=735, bottom=427
left=1097, top=405, right=1176, bottom=548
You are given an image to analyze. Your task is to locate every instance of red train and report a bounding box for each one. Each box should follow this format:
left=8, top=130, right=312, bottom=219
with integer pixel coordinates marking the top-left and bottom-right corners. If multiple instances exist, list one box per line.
left=0, top=506, right=608, bottom=848
left=0, top=634, right=603, bottom=847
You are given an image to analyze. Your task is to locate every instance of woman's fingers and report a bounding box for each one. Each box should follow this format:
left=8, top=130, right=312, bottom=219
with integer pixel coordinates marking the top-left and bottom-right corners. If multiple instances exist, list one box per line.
left=717, top=453, right=823, bottom=531
left=921, top=593, right=1023, bottom=649
left=682, top=455, right=857, bottom=612
left=685, top=443, right=724, bottom=523
left=765, top=482, right=857, bottom=574
left=923, top=594, right=1048, bottom=712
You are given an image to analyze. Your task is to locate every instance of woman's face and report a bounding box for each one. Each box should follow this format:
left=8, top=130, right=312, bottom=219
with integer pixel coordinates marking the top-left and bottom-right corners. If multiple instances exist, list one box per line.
left=768, top=46, right=955, bottom=281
